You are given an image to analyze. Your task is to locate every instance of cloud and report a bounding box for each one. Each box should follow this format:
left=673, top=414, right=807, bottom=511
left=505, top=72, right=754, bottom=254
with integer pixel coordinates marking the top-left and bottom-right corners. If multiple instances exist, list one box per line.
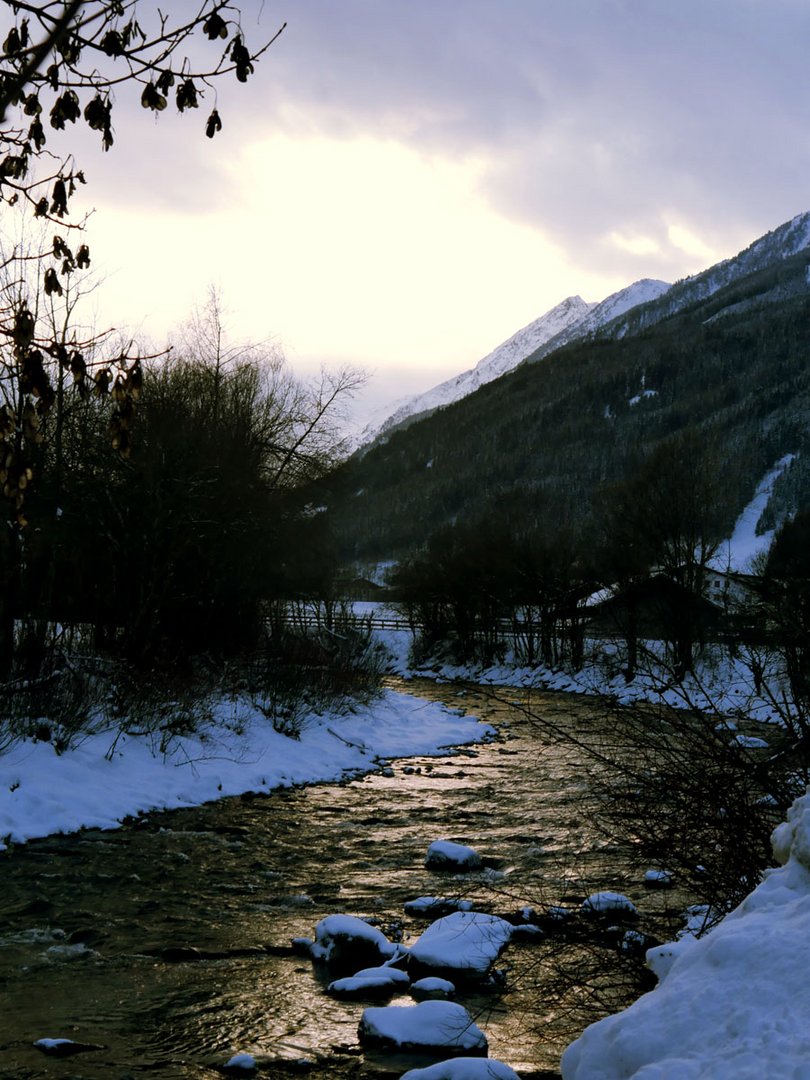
left=18, top=0, right=810, bottom=413
left=66, top=0, right=810, bottom=279
left=247, top=0, right=810, bottom=277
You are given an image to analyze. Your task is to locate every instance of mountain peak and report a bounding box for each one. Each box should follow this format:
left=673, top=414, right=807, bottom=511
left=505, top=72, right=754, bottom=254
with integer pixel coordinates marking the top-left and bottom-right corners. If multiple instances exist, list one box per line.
left=361, top=294, right=595, bottom=444
left=516, top=277, right=672, bottom=366
left=358, top=211, right=810, bottom=448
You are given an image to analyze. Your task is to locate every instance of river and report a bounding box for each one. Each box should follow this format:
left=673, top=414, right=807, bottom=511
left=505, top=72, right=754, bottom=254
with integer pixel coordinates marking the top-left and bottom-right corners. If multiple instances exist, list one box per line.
left=0, top=679, right=687, bottom=1079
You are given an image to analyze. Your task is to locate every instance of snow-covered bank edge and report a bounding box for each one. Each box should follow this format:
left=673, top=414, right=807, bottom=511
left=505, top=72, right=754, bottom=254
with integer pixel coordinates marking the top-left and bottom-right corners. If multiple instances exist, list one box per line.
left=560, top=786, right=810, bottom=1078
left=0, top=689, right=492, bottom=850
left=372, top=618, right=787, bottom=726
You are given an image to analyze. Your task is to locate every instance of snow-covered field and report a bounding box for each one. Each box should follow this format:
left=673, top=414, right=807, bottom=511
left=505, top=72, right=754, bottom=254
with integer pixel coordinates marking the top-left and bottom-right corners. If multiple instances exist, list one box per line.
left=0, top=689, right=491, bottom=850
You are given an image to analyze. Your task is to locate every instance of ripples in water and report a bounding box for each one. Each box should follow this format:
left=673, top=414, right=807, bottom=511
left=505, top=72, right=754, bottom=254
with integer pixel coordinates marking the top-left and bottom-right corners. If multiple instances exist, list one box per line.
left=0, top=681, right=686, bottom=1078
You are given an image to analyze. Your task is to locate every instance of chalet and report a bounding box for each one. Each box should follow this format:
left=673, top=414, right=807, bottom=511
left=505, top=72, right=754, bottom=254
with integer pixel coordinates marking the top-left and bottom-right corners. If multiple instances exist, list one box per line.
left=587, top=574, right=724, bottom=640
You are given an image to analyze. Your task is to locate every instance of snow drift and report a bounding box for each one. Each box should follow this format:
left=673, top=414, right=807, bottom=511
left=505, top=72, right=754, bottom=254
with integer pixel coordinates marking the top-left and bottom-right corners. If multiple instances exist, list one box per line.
left=561, top=788, right=810, bottom=1079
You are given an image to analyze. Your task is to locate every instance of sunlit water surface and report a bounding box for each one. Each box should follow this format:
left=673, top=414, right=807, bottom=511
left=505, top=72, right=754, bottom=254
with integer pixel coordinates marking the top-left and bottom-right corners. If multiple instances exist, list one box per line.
left=0, top=680, right=687, bottom=1079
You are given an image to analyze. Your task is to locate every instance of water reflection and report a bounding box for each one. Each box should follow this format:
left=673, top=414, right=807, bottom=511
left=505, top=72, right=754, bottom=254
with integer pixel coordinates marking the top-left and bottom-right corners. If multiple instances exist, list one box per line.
left=0, top=680, right=685, bottom=1078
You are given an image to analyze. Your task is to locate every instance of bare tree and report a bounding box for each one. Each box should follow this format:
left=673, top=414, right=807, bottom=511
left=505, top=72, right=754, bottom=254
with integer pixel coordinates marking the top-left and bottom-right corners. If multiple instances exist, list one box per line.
left=0, top=3, right=283, bottom=677
left=0, top=2, right=283, bottom=516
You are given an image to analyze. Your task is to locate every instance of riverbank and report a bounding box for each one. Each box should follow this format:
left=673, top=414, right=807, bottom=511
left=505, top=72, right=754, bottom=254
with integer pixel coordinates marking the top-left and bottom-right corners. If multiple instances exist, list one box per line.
left=0, top=688, right=491, bottom=850
left=368, top=613, right=789, bottom=726
left=561, top=785, right=810, bottom=1079
left=0, top=683, right=612, bottom=1079
left=1, top=631, right=804, bottom=1079
left=371, top=626, right=810, bottom=1078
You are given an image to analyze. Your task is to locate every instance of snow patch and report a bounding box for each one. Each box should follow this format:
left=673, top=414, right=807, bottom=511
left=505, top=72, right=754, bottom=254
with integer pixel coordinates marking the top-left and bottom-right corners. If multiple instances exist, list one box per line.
left=712, top=453, right=797, bottom=571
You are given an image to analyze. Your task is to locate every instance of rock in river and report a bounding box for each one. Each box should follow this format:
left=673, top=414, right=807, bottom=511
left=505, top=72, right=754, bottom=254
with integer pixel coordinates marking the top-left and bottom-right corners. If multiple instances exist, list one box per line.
left=358, top=1000, right=487, bottom=1056
left=309, top=914, right=402, bottom=974
left=425, top=840, right=483, bottom=872
left=409, top=911, right=513, bottom=980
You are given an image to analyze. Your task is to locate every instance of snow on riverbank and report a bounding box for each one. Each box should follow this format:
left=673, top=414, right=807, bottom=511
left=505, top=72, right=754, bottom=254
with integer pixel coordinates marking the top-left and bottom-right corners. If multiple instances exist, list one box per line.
left=373, top=615, right=787, bottom=725
left=0, top=689, right=491, bottom=850
left=561, top=787, right=810, bottom=1079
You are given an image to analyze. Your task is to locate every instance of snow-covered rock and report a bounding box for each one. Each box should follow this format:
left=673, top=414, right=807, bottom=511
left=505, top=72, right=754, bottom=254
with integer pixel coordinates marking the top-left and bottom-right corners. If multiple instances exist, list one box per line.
left=410, top=976, right=456, bottom=1000
left=327, top=964, right=410, bottom=1000
left=358, top=1000, right=488, bottom=1056
left=404, top=896, right=474, bottom=917
left=310, top=914, right=400, bottom=971
left=581, top=891, right=638, bottom=917
left=644, top=869, right=674, bottom=889
left=34, top=1038, right=102, bottom=1057
left=409, top=911, right=513, bottom=978
left=510, top=922, right=545, bottom=942
left=425, top=840, right=483, bottom=871
left=561, top=788, right=810, bottom=1078
left=400, top=1057, right=521, bottom=1079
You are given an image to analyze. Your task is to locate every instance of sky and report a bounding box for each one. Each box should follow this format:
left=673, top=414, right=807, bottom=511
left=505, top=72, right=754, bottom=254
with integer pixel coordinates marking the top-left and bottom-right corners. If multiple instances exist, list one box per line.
left=16, top=0, right=810, bottom=425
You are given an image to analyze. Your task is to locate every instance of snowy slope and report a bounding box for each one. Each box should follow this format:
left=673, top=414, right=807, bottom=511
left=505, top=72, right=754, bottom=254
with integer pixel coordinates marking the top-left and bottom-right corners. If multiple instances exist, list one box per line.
left=561, top=787, right=810, bottom=1079
left=362, top=295, right=593, bottom=444
left=361, top=279, right=672, bottom=446
left=711, top=454, right=797, bottom=572
left=521, top=277, right=671, bottom=363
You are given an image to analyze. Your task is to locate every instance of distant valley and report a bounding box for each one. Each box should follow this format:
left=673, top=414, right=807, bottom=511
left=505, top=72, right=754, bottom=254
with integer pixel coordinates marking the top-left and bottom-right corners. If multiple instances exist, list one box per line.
left=327, top=212, right=810, bottom=570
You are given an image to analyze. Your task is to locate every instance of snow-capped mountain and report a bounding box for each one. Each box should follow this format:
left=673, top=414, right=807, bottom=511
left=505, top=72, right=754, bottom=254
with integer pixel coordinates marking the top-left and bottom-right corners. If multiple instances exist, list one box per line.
left=360, top=210, right=810, bottom=448
left=604, top=211, right=810, bottom=338
left=361, top=295, right=594, bottom=443
left=362, top=280, right=670, bottom=446
left=335, top=210, right=810, bottom=566
left=520, top=277, right=671, bottom=365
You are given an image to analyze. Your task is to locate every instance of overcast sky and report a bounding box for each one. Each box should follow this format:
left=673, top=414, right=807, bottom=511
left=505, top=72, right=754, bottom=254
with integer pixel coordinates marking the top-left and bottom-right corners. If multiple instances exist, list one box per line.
left=43, top=0, right=810, bottom=423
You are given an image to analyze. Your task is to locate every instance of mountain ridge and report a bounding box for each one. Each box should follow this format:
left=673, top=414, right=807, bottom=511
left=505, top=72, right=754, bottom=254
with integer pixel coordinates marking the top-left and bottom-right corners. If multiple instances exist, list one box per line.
left=362, top=279, right=671, bottom=445
left=595, top=211, right=810, bottom=341
left=360, top=294, right=593, bottom=444
left=329, top=211, right=810, bottom=566
left=362, top=212, right=810, bottom=447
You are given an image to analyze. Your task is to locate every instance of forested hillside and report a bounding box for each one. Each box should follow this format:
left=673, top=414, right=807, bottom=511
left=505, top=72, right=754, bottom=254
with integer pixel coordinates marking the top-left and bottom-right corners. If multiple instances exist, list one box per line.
left=328, top=249, right=810, bottom=565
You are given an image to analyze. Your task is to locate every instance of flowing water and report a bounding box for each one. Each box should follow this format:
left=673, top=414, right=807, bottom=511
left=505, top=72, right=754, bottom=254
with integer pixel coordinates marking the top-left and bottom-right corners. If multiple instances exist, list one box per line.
left=0, top=680, right=686, bottom=1079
